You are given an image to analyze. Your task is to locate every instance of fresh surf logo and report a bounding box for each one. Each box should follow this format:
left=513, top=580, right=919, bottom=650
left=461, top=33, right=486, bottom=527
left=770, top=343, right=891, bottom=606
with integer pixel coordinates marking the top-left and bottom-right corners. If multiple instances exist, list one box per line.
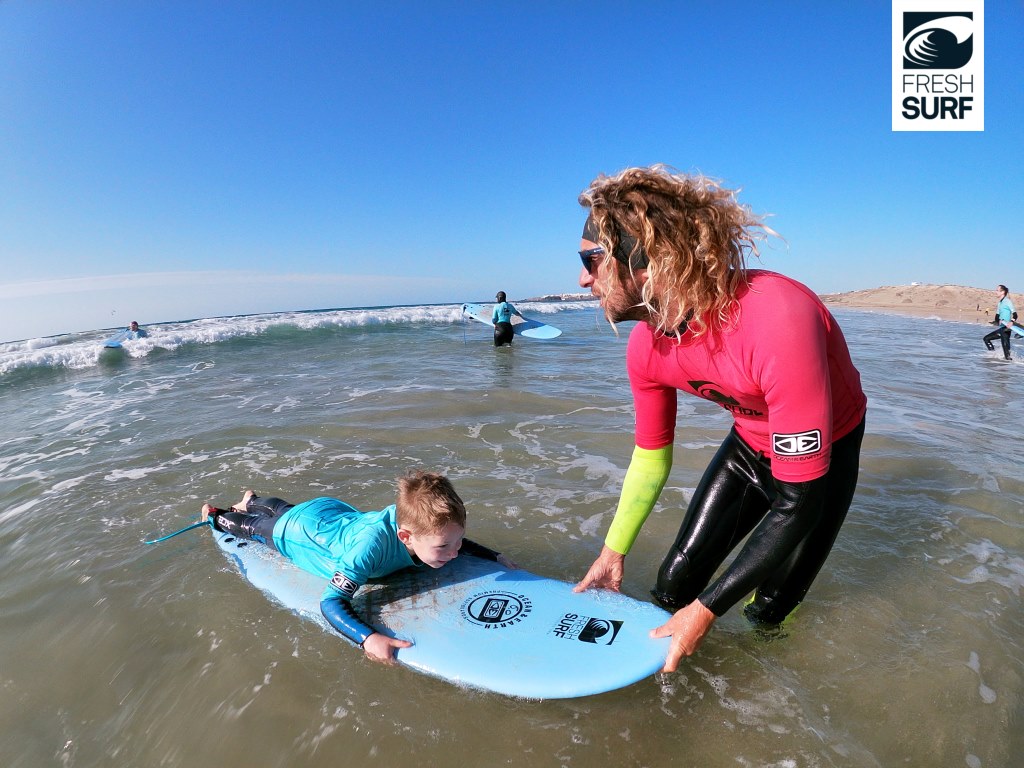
left=891, top=1, right=984, bottom=131
left=551, top=613, right=623, bottom=645
left=461, top=591, right=533, bottom=628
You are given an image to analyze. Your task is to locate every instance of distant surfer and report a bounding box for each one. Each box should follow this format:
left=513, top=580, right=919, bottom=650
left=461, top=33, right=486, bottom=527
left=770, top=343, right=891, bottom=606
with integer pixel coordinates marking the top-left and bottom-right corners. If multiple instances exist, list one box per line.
left=571, top=166, right=867, bottom=672
left=982, top=285, right=1015, bottom=361
left=492, top=291, right=524, bottom=346
left=202, top=470, right=515, bottom=663
left=128, top=321, right=147, bottom=338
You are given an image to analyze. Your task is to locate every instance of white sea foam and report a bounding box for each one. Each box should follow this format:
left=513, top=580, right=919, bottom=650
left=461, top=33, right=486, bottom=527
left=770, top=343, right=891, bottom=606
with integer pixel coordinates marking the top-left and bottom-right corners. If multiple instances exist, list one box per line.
left=0, top=302, right=521, bottom=375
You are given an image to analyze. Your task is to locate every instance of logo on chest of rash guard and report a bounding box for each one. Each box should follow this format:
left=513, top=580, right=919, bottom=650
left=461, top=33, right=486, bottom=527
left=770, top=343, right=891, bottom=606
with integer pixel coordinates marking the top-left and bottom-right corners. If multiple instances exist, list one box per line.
left=688, top=380, right=765, bottom=417
left=772, top=430, right=822, bottom=456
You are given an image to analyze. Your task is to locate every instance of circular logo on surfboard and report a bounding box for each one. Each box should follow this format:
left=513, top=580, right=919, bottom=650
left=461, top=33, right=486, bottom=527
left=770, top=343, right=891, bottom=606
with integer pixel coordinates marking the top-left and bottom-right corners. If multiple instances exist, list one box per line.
left=461, top=590, right=533, bottom=628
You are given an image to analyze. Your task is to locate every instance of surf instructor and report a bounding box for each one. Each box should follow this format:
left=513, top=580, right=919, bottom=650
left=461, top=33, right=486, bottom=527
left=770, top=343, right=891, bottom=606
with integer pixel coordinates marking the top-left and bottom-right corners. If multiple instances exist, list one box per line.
left=571, top=165, right=867, bottom=673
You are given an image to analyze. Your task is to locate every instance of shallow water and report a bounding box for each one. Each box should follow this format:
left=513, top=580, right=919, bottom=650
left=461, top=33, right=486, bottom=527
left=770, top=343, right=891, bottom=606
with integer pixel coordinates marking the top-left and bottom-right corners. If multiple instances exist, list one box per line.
left=1, top=304, right=1021, bottom=767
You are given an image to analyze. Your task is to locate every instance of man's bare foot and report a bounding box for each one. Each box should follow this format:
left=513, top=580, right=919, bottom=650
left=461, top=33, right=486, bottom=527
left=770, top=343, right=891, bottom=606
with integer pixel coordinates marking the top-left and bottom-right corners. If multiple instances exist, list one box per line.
left=232, top=490, right=257, bottom=512
left=201, top=503, right=216, bottom=522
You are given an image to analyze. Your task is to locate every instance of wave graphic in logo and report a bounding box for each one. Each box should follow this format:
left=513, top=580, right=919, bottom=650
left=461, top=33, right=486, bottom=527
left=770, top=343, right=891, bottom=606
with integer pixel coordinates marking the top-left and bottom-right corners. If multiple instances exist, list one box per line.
left=903, top=13, right=973, bottom=69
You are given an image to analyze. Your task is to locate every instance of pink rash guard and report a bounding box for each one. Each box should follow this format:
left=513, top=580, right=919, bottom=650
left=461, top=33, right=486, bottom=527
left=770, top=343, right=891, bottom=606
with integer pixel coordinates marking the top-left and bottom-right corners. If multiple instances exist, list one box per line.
left=628, top=271, right=867, bottom=483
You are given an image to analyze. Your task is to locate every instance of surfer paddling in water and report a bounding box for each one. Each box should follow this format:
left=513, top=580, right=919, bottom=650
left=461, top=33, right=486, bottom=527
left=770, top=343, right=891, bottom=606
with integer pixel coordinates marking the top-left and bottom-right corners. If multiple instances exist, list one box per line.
left=571, top=166, right=867, bottom=672
left=203, top=470, right=515, bottom=663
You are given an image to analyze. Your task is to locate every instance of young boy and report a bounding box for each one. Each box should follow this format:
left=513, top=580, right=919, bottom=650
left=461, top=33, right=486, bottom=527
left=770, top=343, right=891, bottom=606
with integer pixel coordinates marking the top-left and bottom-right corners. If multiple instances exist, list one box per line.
left=202, top=470, right=512, bottom=663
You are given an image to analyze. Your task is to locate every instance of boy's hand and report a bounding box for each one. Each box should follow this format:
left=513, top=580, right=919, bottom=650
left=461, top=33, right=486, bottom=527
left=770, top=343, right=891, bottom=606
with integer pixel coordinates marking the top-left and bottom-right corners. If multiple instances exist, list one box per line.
left=496, top=553, right=520, bottom=569
left=361, top=632, right=413, bottom=664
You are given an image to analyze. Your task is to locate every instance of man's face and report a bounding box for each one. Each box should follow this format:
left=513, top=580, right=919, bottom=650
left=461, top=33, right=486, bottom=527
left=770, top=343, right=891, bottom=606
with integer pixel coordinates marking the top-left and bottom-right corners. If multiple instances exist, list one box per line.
left=578, top=238, right=648, bottom=323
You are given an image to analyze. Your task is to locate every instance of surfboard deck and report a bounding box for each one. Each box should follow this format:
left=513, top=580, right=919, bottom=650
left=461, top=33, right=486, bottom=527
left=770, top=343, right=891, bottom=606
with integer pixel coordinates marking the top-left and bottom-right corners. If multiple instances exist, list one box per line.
left=462, top=303, right=562, bottom=340
left=212, top=529, right=670, bottom=698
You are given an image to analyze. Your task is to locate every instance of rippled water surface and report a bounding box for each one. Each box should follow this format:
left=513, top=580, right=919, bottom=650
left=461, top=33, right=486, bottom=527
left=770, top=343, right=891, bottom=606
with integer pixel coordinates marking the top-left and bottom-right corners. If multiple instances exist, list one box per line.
left=1, top=304, right=1021, bottom=767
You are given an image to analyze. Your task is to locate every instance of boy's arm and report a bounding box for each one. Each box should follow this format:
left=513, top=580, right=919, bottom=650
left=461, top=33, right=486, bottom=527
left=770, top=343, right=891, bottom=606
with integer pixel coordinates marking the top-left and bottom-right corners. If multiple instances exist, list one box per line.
left=460, top=538, right=499, bottom=561
left=462, top=538, right=518, bottom=569
left=320, top=575, right=412, bottom=662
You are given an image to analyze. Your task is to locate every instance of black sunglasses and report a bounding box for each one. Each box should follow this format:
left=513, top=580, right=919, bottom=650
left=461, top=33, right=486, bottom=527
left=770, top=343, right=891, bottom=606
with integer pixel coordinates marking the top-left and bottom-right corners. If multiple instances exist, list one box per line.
left=579, top=247, right=605, bottom=274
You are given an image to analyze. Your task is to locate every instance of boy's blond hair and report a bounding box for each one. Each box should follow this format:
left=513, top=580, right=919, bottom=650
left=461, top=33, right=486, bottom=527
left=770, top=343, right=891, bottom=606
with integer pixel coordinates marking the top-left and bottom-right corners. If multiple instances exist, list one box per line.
left=395, top=470, right=466, bottom=533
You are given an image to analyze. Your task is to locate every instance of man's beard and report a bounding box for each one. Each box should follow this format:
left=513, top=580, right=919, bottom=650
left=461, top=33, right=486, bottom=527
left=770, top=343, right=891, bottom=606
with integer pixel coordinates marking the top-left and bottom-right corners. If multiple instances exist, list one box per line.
left=599, top=274, right=648, bottom=324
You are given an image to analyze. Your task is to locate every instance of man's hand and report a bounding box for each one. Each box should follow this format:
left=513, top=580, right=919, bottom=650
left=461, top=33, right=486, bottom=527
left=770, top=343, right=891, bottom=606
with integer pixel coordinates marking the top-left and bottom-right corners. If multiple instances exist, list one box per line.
left=650, top=600, right=717, bottom=672
left=573, top=545, right=625, bottom=593
left=361, top=632, right=413, bottom=664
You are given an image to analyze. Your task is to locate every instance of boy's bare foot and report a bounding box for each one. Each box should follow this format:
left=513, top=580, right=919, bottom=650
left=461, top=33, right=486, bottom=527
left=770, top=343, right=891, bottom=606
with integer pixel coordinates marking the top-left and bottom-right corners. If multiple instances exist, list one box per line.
left=232, top=490, right=257, bottom=512
left=201, top=503, right=216, bottom=522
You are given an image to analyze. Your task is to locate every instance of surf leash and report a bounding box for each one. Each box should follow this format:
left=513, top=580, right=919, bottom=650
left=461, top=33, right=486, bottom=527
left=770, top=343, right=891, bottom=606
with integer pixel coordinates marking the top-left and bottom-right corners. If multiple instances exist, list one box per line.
left=144, top=519, right=212, bottom=545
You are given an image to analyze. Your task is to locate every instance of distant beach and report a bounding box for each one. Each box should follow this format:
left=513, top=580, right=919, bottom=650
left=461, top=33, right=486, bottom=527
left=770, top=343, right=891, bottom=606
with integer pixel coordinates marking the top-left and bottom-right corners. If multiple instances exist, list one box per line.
left=532, top=285, right=1005, bottom=326
left=528, top=286, right=999, bottom=325
left=819, top=284, right=1003, bottom=324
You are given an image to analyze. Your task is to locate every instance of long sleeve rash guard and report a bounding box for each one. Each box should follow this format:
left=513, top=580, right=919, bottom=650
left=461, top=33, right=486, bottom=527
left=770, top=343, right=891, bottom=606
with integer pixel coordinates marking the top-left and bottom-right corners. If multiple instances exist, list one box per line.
left=605, top=271, right=867, bottom=558
left=628, top=271, right=866, bottom=483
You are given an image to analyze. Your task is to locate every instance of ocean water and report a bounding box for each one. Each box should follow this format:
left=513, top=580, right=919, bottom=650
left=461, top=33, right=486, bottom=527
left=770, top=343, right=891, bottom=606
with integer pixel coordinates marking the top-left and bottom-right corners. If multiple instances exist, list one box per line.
left=1, top=302, right=1021, bottom=768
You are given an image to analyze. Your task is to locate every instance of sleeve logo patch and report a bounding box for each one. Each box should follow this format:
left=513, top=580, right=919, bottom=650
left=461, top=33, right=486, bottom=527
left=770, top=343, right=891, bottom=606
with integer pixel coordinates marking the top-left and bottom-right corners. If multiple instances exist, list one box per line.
left=772, top=429, right=822, bottom=456
left=330, top=572, right=359, bottom=597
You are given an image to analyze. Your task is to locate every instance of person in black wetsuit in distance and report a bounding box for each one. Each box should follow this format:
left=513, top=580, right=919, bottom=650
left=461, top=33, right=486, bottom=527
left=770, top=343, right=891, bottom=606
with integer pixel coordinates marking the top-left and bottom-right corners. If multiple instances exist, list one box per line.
left=492, top=291, right=524, bottom=346
left=983, top=285, right=1015, bottom=361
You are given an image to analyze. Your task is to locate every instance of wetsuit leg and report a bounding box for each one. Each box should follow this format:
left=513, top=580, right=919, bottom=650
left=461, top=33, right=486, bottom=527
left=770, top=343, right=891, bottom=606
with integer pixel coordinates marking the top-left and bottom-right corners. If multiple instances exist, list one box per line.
left=743, top=416, right=866, bottom=625
left=652, top=431, right=774, bottom=610
left=494, top=322, right=514, bottom=346
left=211, top=495, right=294, bottom=550
left=983, top=323, right=1013, bottom=356
left=244, top=495, right=294, bottom=519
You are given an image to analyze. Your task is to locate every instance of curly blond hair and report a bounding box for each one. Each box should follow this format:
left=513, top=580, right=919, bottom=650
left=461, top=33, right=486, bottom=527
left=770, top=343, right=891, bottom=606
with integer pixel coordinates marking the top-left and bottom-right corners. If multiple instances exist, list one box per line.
left=579, top=165, right=772, bottom=337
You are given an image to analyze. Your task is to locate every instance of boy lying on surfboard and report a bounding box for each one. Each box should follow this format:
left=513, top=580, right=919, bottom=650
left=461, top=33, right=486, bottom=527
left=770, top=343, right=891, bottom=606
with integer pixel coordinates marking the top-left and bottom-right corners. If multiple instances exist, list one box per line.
left=202, top=470, right=515, bottom=663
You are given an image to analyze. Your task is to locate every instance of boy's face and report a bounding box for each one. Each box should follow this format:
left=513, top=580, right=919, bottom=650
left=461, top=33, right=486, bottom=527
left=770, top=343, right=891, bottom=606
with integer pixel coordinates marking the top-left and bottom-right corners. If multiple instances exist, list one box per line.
left=399, top=521, right=465, bottom=568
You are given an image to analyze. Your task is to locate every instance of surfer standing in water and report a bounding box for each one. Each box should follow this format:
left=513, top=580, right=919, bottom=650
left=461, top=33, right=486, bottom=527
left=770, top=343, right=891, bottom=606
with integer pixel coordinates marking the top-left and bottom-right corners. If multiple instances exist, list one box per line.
left=202, top=470, right=514, bottom=663
left=492, top=291, right=524, bottom=346
left=571, top=165, right=867, bottom=672
left=982, top=284, right=1015, bottom=361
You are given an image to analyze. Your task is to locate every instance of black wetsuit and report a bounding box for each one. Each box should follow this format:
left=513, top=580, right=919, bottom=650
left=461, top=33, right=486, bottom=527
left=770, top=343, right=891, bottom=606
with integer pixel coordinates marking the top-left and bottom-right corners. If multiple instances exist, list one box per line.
left=652, top=418, right=865, bottom=624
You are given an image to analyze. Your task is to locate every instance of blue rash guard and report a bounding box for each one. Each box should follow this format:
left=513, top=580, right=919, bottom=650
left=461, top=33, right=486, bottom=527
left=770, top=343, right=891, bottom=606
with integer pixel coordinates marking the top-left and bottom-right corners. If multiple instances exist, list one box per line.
left=996, top=296, right=1015, bottom=324
left=271, top=498, right=415, bottom=645
left=492, top=301, right=520, bottom=324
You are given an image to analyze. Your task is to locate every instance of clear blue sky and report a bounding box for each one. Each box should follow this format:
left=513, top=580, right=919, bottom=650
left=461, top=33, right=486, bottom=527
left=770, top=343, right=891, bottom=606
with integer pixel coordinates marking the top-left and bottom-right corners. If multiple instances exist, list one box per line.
left=2, top=1, right=1022, bottom=342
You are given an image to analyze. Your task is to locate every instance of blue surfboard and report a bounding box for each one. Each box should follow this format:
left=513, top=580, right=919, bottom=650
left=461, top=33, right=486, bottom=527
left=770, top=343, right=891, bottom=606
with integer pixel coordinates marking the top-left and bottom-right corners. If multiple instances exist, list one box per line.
left=102, top=328, right=146, bottom=348
left=462, top=303, right=562, bottom=340
left=213, top=529, right=670, bottom=698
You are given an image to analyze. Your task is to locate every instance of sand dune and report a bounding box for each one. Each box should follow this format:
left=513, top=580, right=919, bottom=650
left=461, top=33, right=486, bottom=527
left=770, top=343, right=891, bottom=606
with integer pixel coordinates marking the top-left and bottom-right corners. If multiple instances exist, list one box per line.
left=820, top=284, right=1010, bottom=324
